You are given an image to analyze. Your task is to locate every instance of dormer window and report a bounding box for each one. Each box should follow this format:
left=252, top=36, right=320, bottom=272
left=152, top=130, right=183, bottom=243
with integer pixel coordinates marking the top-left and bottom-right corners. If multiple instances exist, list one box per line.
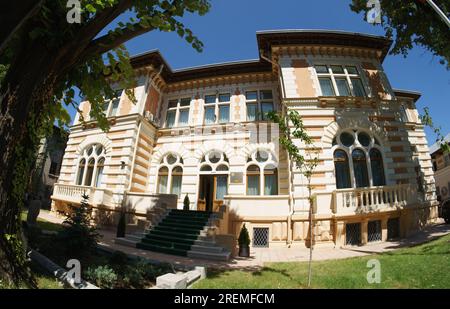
left=315, top=65, right=366, bottom=97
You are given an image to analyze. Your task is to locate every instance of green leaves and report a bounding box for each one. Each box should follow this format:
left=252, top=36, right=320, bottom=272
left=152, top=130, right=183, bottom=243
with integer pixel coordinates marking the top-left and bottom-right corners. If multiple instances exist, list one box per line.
left=350, top=0, right=450, bottom=69
left=420, top=107, right=450, bottom=154
left=267, top=110, right=319, bottom=176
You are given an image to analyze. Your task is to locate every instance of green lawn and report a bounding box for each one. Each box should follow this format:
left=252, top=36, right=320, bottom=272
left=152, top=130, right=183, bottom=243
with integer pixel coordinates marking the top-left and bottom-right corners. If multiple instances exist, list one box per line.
left=32, top=263, right=64, bottom=289
left=21, top=211, right=63, bottom=232
left=194, top=234, right=450, bottom=289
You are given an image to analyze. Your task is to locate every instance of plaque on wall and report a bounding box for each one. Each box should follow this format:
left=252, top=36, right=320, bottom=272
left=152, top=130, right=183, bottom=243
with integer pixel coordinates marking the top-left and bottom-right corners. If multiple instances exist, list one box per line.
left=230, top=172, right=244, bottom=184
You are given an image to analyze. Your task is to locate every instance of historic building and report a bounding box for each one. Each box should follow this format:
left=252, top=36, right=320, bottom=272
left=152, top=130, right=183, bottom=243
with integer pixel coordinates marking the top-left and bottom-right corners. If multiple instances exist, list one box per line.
left=431, top=133, right=450, bottom=207
left=51, top=30, right=438, bottom=256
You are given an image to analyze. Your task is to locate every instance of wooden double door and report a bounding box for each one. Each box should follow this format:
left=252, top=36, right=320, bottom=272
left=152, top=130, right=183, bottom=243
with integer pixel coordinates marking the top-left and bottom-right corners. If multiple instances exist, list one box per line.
left=197, top=174, right=228, bottom=212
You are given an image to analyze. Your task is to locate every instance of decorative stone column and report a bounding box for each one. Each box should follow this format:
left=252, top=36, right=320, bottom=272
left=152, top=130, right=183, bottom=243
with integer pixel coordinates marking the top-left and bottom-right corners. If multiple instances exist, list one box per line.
left=381, top=216, right=389, bottom=241
left=334, top=220, right=345, bottom=247
left=361, top=219, right=368, bottom=245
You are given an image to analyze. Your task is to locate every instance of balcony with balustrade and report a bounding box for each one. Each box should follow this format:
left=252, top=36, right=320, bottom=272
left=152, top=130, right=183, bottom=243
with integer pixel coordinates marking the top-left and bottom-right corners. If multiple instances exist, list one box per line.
left=330, top=184, right=416, bottom=216
left=51, top=183, right=115, bottom=208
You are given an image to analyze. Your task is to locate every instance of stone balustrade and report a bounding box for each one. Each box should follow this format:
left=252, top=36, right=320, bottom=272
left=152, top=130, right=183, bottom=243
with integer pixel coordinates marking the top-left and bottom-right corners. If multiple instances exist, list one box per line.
left=332, top=184, right=415, bottom=215
left=52, top=183, right=115, bottom=207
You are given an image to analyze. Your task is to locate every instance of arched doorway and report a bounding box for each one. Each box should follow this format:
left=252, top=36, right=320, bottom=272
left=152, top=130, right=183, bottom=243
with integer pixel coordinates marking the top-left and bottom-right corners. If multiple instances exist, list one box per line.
left=198, top=151, right=229, bottom=212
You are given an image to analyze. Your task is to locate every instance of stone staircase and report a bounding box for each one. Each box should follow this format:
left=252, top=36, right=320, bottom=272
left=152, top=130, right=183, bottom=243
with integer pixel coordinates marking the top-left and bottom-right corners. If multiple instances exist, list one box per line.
left=115, top=209, right=231, bottom=261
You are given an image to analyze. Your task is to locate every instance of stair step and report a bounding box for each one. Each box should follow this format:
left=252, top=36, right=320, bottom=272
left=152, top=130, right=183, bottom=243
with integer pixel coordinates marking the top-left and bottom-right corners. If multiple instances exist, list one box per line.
left=125, top=234, right=143, bottom=242
left=170, top=209, right=212, bottom=216
left=140, top=237, right=192, bottom=251
left=115, top=237, right=137, bottom=248
left=153, top=225, right=203, bottom=235
left=190, top=244, right=224, bottom=253
left=137, top=242, right=188, bottom=257
left=148, top=229, right=200, bottom=240
left=158, top=221, right=208, bottom=229
left=162, top=215, right=210, bottom=223
left=187, top=250, right=230, bottom=261
left=143, top=233, right=195, bottom=245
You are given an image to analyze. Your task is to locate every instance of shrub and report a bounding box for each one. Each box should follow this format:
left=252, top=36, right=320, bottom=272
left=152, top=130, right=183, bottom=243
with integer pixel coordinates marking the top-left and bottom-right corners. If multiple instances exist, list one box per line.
left=57, top=193, right=100, bottom=259
left=238, top=224, right=250, bottom=247
left=116, top=210, right=126, bottom=238
left=85, top=266, right=117, bottom=289
left=121, top=266, right=145, bottom=289
left=183, top=194, right=190, bottom=211
left=134, top=259, right=173, bottom=281
left=108, top=250, right=129, bottom=268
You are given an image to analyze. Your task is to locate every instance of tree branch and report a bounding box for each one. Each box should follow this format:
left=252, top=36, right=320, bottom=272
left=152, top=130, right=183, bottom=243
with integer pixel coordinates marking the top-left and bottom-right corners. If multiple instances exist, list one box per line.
left=0, top=0, right=44, bottom=56
left=82, top=23, right=156, bottom=57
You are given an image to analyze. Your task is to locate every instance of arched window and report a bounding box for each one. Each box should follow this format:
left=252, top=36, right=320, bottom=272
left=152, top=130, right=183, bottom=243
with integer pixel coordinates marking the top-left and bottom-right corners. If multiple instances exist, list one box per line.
left=247, top=165, right=260, bottom=195
left=76, top=159, right=86, bottom=185
left=333, top=150, right=351, bottom=189
left=352, top=149, right=369, bottom=188
left=370, top=149, right=385, bottom=186
left=246, top=150, right=278, bottom=196
left=333, top=130, right=386, bottom=189
left=171, top=166, right=183, bottom=197
left=157, top=154, right=183, bottom=198
left=157, top=166, right=169, bottom=193
left=75, top=144, right=106, bottom=187
left=95, top=158, right=105, bottom=187
left=199, top=150, right=229, bottom=173
left=264, top=164, right=278, bottom=195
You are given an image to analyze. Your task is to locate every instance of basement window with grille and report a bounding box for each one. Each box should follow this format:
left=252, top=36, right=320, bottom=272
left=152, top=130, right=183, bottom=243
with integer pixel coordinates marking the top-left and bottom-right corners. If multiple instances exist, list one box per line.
left=387, top=217, right=400, bottom=240
left=368, top=220, right=382, bottom=242
left=346, top=223, right=361, bottom=246
left=253, top=227, right=269, bottom=248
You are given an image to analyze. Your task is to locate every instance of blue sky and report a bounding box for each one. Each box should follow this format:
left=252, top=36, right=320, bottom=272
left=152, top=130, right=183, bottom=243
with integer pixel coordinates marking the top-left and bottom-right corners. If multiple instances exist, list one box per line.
left=71, top=0, right=450, bottom=145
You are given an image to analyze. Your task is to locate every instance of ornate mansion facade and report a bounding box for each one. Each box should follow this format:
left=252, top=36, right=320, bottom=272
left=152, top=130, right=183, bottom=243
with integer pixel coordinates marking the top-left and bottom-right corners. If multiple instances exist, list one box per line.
left=51, top=30, right=438, bottom=251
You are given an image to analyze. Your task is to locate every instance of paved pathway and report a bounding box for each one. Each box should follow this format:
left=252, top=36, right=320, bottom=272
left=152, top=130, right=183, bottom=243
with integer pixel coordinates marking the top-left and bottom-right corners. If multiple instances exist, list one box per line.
left=38, top=210, right=450, bottom=270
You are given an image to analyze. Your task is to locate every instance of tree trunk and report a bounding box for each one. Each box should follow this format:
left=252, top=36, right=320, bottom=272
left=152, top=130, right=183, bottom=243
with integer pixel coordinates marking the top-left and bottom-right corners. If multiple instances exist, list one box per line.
left=0, top=40, right=57, bottom=287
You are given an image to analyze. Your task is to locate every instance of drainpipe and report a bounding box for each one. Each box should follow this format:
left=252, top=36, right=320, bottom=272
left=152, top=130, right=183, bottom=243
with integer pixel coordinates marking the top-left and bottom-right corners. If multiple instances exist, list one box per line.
left=260, top=50, right=295, bottom=245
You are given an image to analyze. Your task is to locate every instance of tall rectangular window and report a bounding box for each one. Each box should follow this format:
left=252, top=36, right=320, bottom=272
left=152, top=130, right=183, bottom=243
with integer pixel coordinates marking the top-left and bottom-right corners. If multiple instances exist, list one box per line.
left=203, top=93, right=230, bottom=124
left=319, top=78, right=335, bottom=96
left=246, top=90, right=274, bottom=121
left=315, top=65, right=366, bottom=97
left=165, top=97, right=191, bottom=128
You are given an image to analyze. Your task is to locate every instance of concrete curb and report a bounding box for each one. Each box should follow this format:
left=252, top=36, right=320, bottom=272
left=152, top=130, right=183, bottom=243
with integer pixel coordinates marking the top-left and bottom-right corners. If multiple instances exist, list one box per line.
left=28, top=250, right=99, bottom=289
left=96, top=244, right=207, bottom=289
left=156, top=266, right=206, bottom=289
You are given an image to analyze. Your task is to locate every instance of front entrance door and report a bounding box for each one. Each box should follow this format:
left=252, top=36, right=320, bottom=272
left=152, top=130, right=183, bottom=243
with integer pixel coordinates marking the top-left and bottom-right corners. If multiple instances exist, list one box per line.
left=198, top=175, right=228, bottom=212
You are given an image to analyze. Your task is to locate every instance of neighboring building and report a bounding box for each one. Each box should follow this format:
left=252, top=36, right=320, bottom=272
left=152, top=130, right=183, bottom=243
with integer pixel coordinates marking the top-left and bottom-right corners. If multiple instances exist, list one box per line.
left=51, top=30, right=438, bottom=250
left=30, top=126, right=68, bottom=209
left=430, top=133, right=450, bottom=205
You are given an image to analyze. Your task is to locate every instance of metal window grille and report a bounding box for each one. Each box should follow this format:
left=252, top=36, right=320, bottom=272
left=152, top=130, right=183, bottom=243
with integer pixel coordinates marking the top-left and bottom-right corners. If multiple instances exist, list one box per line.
left=253, top=227, right=269, bottom=248
left=368, top=220, right=382, bottom=242
left=387, top=218, right=400, bottom=240
left=345, top=223, right=361, bottom=246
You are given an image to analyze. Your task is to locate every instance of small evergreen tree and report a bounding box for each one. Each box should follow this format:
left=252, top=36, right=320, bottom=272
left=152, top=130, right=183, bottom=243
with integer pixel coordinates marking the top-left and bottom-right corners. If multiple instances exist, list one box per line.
left=183, top=194, right=190, bottom=211
left=116, top=210, right=126, bottom=238
left=238, top=224, right=250, bottom=247
left=57, top=193, right=100, bottom=258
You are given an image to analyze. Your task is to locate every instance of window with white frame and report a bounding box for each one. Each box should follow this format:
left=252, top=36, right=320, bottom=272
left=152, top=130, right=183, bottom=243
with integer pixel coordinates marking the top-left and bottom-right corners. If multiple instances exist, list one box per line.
left=315, top=65, right=366, bottom=97
left=165, top=97, right=191, bottom=128
left=246, top=150, right=278, bottom=196
left=75, top=144, right=106, bottom=187
left=332, top=130, right=386, bottom=189
left=246, top=90, right=274, bottom=121
left=200, top=151, right=230, bottom=200
left=203, top=93, right=230, bottom=125
left=89, top=90, right=122, bottom=121
left=157, top=153, right=184, bottom=198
